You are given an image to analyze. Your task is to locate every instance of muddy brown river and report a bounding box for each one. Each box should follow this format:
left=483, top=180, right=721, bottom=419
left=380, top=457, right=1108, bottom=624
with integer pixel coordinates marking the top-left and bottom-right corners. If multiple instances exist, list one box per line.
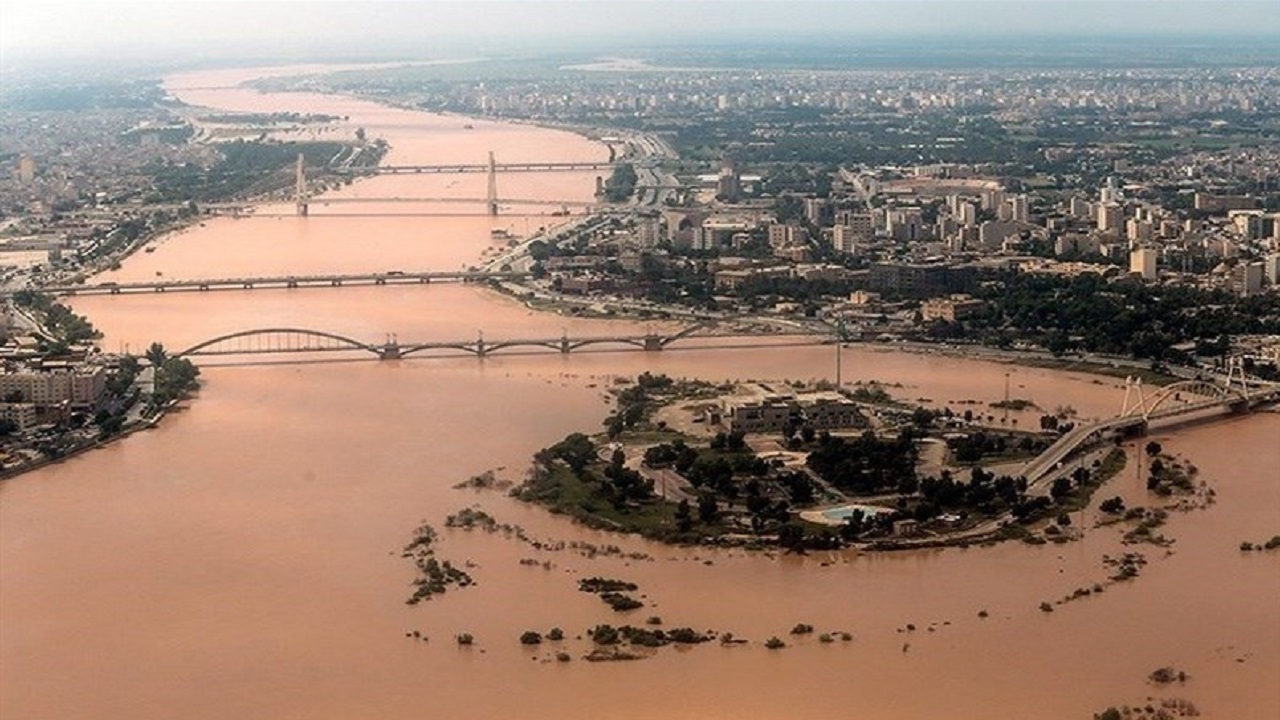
left=1, top=66, right=1277, bottom=720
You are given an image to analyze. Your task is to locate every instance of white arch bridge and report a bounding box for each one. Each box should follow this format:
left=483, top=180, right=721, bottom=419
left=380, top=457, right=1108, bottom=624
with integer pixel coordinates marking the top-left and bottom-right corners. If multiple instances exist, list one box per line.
left=173, top=323, right=812, bottom=361
left=1020, top=369, right=1279, bottom=486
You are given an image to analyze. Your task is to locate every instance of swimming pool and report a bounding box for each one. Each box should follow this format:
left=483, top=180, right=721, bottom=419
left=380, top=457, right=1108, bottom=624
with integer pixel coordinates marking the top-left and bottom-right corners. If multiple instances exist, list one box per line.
left=800, top=503, right=894, bottom=526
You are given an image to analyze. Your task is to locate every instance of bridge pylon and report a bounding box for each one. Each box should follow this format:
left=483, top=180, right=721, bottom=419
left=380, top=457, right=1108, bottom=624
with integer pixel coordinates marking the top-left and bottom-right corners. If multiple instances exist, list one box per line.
left=1120, top=376, right=1148, bottom=419
left=486, top=151, right=499, bottom=217
left=380, top=334, right=401, bottom=360
left=1226, top=357, right=1250, bottom=401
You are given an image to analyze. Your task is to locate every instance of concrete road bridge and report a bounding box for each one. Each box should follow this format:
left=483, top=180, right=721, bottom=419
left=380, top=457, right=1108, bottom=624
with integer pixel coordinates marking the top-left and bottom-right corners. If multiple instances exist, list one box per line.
left=331, top=161, right=615, bottom=175
left=29, top=271, right=526, bottom=297
left=306, top=196, right=595, bottom=208
left=292, top=152, right=609, bottom=217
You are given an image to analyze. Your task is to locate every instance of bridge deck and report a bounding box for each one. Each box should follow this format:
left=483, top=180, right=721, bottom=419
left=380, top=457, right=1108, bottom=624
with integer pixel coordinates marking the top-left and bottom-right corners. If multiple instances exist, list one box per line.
left=27, top=271, right=527, bottom=297
left=332, top=162, right=614, bottom=175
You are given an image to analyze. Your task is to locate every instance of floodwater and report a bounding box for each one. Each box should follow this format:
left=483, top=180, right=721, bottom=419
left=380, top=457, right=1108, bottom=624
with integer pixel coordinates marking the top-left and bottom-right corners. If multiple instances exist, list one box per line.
left=2, top=67, right=1277, bottom=720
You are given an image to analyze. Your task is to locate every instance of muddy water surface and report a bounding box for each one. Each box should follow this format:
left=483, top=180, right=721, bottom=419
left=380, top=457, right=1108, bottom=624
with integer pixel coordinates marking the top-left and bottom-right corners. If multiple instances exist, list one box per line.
left=2, top=67, right=1277, bottom=720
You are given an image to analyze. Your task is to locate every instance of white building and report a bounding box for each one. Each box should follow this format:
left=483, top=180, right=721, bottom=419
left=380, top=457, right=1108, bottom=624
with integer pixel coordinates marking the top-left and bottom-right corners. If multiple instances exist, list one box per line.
left=0, top=366, right=107, bottom=409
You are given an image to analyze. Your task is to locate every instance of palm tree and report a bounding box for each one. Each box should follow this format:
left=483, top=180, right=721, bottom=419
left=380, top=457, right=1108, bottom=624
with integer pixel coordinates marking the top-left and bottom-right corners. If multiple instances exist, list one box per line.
left=144, top=342, right=168, bottom=367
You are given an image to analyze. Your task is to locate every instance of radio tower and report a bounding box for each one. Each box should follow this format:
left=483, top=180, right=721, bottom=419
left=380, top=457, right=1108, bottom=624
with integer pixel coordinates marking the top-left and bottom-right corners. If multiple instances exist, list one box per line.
left=486, top=151, right=499, bottom=217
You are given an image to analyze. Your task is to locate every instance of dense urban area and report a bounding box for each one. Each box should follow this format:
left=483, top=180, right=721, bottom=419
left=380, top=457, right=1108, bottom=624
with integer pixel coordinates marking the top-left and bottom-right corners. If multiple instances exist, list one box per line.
left=1, top=51, right=1278, bottom=498
left=3, top=16, right=1280, bottom=720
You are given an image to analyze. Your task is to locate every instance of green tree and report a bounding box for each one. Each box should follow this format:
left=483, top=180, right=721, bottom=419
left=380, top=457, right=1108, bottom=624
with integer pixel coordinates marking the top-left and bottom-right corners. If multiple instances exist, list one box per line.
left=1050, top=476, right=1073, bottom=499
left=674, top=499, right=693, bottom=533
left=697, top=492, right=719, bottom=524
left=145, top=342, right=168, bottom=367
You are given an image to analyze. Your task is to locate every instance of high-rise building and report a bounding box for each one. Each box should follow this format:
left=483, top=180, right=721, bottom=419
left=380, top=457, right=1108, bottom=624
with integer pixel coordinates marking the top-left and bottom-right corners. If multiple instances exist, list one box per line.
left=887, top=208, right=924, bottom=241
left=1232, top=262, right=1264, bottom=296
left=1126, top=219, right=1153, bottom=244
left=832, top=223, right=870, bottom=255
left=16, top=154, right=35, bottom=185
left=1097, top=203, right=1124, bottom=233
left=1100, top=176, right=1122, bottom=205
left=803, top=197, right=829, bottom=225
left=1263, top=253, right=1280, bottom=286
left=1070, top=196, right=1092, bottom=219
left=716, top=159, right=740, bottom=202
left=1130, top=247, right=1158, bottom=280
left=1009, top=194, right=1030, bottom=224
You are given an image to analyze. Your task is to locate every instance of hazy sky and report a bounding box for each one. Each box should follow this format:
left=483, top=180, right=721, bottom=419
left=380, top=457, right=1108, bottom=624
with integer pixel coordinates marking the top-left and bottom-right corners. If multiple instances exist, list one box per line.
left=3, top=1, right=1279, bottom=62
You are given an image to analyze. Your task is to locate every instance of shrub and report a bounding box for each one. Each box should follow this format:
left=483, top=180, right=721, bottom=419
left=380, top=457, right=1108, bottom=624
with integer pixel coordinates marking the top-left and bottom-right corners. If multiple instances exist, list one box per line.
left=1099, top=497, right=1126, bottom=514
left=519, top=631, right=542, bottom=645
left=600, top=592, right=644, bottom=612
left=665, top=627, right=711, bottom=644
left=790, top=623, right=814, bottom=635
left=590, top=624, right=620, bottom=645
left=547, top=627, right=564, bottom=641
left=456, top=633, right=474, bottom=646
left=764, top=637, right=786, bottom=649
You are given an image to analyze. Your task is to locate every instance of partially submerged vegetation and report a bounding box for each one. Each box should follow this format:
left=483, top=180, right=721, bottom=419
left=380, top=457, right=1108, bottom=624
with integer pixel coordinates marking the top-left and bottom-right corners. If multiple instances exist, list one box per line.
left=577, top=577, right=644, bottom=612
left=401, top=523, right=474, bottom=604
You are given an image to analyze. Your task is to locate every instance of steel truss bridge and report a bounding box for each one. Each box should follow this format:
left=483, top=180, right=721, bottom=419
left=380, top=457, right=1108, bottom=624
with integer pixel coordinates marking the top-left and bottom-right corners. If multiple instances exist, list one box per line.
left=1020, top=368, right=1280, bottom=486
left=172, top=324, right=813, bottom=361
left=29, top=271, right=525, bottom=297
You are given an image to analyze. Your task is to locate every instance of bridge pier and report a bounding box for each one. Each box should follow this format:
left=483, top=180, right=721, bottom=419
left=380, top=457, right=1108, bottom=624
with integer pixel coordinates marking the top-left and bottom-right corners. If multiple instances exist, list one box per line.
left=1120, top=421, right=1148, bottom=439
left=296, top=201, right=308, bottom=217
left=379, top=343, right=401, bottom=360
left=643, top=335, right=664, bottom=351
left=560, top=335, right=571, bottom=354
